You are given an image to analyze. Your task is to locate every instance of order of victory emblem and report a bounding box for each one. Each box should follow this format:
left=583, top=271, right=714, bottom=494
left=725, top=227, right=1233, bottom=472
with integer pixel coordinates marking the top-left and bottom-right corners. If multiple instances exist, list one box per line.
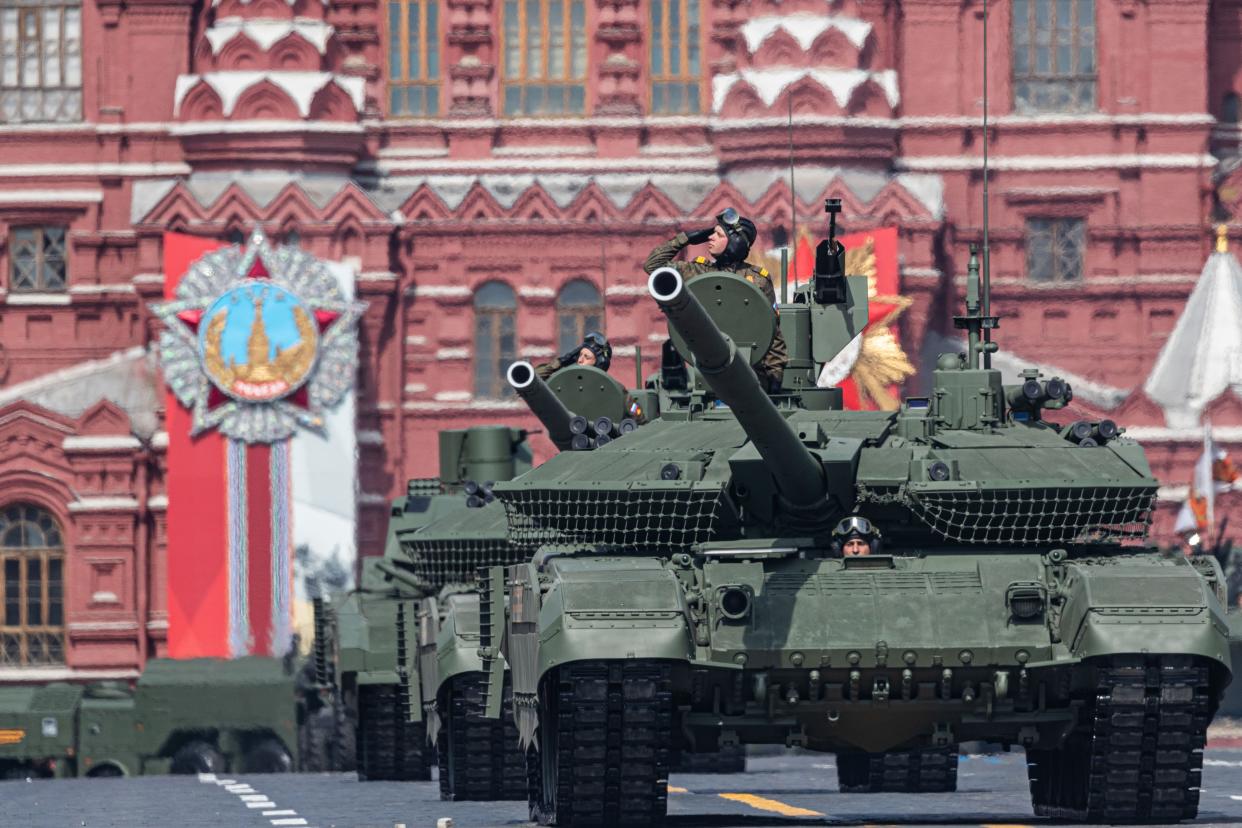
left=155, top=230, right=366, bottom=442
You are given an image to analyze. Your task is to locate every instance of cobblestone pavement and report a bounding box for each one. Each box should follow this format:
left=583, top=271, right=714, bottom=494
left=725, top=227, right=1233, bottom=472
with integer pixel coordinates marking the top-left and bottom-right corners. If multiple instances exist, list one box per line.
left=8, top=749, right=1242, bottom=828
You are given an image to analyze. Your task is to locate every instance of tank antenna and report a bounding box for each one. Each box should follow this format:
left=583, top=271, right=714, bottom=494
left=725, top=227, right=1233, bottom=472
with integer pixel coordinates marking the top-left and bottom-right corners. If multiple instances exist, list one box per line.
left=788, top=93, right=797, bottom=290
left=981, top=0, right=993, bottom=367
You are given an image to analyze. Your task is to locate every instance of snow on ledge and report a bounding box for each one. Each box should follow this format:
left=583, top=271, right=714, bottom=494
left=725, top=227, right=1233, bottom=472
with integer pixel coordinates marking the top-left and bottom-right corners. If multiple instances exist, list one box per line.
left=740, top=14, right=872, bottom=53
left=712, top=68, right=899, bottom=114
left=174, top=71, right=365, bottom=117
left=205, top=17, right=335, bottom=55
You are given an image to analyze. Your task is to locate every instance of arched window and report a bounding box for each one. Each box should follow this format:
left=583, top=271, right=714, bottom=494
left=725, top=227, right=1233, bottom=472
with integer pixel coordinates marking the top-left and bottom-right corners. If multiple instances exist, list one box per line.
left=0, top=504, right=65, bottom=667
left=474, top=281, right=517, bottom=398
left=556, top=279, right=602, bottom=354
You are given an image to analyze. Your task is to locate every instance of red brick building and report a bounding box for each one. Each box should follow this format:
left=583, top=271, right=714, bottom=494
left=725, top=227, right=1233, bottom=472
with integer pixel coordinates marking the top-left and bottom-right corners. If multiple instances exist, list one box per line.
left=0, top=0, right=1239, bottom=678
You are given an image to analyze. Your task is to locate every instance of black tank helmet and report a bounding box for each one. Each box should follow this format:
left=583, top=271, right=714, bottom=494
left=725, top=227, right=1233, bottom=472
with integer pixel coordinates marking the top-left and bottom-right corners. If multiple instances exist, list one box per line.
left=582, top=332, right=612, bottom=372
left=830, top=515, right=882, bottom=556
left=715, top=207, right=757, bottom=267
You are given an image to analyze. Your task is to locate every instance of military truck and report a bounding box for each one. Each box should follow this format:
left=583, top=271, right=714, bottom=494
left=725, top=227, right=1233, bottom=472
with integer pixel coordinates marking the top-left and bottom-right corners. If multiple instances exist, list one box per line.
left=0, top=656, right=298, bottom=778
left=478, top=208, right=1231, bottom=826
left=312, top=425, right=531, bottom=782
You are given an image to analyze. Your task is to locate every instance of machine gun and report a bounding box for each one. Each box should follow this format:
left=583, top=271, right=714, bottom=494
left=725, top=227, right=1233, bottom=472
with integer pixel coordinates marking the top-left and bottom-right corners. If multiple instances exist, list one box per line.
left=812, top=198, right=847, bottom=305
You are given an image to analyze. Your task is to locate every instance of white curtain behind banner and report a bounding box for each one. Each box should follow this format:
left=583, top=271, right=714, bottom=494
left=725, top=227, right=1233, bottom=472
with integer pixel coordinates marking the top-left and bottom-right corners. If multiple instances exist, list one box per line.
left=291, top=259, right=359, bottom=647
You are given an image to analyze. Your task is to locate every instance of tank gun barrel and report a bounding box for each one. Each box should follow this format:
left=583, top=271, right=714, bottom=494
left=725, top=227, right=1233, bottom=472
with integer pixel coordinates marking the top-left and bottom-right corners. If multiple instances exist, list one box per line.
left=507, top=361, right=575, bottom=451
left=647, top=267, right=826, bottom=509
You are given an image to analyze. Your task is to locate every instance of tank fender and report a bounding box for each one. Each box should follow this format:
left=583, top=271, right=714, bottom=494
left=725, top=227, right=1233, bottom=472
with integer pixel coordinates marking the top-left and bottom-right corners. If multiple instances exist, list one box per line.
left=535, top=559, right=695, bottom=673
left=1058, top=560, right=1232, bottom=673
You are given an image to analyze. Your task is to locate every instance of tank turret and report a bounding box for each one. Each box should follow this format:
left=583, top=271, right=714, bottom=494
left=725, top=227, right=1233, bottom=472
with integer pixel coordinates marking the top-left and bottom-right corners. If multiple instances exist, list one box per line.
left=648, top=267, right=827, bottom=510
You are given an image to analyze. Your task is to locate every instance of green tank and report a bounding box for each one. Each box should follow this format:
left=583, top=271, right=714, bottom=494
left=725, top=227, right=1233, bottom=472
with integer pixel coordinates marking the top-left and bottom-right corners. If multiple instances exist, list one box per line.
left=480, top=213, right=1232, bottom=826
left=314, top=425, right=531, bottom=782
left=0, top=656, right=299, bottom=778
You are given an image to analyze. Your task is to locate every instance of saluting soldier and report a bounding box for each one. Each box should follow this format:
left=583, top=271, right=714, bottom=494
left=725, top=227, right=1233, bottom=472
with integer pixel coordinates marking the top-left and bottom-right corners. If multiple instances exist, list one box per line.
left=534, top=331, right=613, bottom=380
left=643, top=208, right=788, bottom=391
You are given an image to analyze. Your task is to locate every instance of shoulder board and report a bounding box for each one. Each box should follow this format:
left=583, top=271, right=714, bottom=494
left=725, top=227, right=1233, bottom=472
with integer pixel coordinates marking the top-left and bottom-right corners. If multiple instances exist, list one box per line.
left=757, top=268, right=769, bottom=278
left=694, top=256, right=707, bottom=264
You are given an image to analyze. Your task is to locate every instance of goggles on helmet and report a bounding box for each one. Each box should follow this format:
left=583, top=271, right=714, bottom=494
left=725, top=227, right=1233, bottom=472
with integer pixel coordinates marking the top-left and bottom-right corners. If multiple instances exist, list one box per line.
left=717, top=207, right=741, bottom=229
left=583, top=331, right=607, bottom=348
left=832, top=515, right=875, bottom=538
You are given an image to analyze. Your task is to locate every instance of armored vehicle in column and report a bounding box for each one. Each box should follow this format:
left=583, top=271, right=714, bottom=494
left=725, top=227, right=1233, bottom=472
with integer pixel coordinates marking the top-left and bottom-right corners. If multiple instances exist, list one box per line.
left=0, top=656, right=299, bottom=778
left=311, top=425, right=531, bottom=781
left=480, top=206, right=1232, bottom=826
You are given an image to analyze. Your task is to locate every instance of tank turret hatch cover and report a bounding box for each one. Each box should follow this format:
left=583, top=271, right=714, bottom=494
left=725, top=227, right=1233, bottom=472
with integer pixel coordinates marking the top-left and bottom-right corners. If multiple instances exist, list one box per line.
left=665, top=272, right=774, bottom=368
left=545, top=364, right=629, bottom=424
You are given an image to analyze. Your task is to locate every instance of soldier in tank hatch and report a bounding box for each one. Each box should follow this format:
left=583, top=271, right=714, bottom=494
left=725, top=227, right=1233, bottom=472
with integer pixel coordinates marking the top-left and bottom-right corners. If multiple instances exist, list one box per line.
left=643, top=208, right=789, bottom=392
left=535, top=331, right=613, bottom=380
left=832, top=515, right=881, bottom=557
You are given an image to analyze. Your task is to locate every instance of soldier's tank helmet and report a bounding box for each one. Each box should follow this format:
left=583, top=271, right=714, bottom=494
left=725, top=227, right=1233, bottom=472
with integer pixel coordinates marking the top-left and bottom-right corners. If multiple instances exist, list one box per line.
left=716, top=208, right=757, bottom=266
left=831, top=515, right=882, bottom=555
left=582, top=331, right=612, bottom=372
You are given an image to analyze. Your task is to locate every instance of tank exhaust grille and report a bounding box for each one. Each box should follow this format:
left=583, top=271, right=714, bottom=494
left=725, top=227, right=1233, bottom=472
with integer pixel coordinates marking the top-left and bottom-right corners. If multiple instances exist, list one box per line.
left=399, top=538, right=529, bottom=591
left=907, top=485, right=1155, bottom=545
left=497, top=486, right=724, bottom=551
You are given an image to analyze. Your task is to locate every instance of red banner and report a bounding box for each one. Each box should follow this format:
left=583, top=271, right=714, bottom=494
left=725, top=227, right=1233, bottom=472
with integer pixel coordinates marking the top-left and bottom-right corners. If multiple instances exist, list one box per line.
left=164, top=233, right=229, bottom=658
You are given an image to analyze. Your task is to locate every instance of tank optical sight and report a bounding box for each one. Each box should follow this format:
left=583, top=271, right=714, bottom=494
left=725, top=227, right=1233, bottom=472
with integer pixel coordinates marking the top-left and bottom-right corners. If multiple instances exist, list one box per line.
left=660, top=339, right=689, bottom=391
left=813, top=198, right=847, bottom=304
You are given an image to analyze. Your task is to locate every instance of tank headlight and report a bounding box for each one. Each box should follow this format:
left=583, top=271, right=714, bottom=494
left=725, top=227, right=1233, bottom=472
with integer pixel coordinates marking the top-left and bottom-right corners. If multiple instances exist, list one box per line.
left=660, top=463, right=681, bottom=480
left=928, top=461, right=951, bottom=482
left=718, top=586, right=752, bottom=621
left=1006, top=583, right=1046, bottom=620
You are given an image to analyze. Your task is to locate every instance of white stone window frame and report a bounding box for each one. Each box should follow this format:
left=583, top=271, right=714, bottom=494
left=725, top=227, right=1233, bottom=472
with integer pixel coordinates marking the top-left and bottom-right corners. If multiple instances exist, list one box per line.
left=0, top=0, right=83, bottom=123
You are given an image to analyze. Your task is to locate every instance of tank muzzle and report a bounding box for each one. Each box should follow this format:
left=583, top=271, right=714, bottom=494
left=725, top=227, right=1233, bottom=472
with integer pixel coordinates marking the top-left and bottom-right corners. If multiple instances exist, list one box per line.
left=718, top=586, right=752, bottom=621
left=506, top=361, right=536, bottom=391
left=648, top=267, right=684, bottom=303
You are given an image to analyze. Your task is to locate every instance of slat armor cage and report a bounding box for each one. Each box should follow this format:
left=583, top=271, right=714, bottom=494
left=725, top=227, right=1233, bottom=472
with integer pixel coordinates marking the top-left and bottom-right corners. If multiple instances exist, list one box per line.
left=905, top=484, right=1156, bottom=545
left=494, top=483, right=725, bottom=551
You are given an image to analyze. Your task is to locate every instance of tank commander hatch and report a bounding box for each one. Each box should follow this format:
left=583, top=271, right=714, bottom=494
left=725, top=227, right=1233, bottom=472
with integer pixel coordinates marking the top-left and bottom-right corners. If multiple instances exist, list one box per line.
left=643, top=208, right=789, bottom=392
left=832, top=515, right=881, bottom=557
left=535, top=331, right=613, bottom=380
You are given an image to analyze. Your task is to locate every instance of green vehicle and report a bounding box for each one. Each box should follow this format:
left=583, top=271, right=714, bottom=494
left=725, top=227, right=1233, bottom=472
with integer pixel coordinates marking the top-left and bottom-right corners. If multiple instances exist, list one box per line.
left=480, top=211, right=1232, bottom=826
left=314, top=425, right=530, bottom=782
left=0, top=656, right=299, bottom=778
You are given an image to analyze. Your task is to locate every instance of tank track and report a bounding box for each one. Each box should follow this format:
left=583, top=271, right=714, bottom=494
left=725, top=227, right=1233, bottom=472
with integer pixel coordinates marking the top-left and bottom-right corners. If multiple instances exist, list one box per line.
left=529, top=661, right=673, bottom=826
left=1027, top=655, right=1211, bottom=823
left=836, top=748, right=958, bottom=793
left=356, top=684, right=432, bottom=781
left=670, top=744, right=747, bottom=774
left=438, top=673, right=526, bottom=800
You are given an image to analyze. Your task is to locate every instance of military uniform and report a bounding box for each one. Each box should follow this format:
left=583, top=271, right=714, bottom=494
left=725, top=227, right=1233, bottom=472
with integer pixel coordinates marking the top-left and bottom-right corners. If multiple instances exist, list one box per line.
left=643, top=231, right=789, bottom=387
left=534, top=359, right=561, bottom=381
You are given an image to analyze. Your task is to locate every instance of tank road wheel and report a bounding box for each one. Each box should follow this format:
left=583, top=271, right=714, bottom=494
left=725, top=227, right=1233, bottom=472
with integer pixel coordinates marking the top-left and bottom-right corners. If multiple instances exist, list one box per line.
left=1026, top=655, right=1212, bottom=823
left=835, top=748, right=958, bottom=793
left=170, top=740, right=225, bottom=775
left=670, top=744, right=747, bottom=774
left=243, top=738, right=293, bottom=774
left=356, top=684, right=432, bottom=782
left=528, top=661, right=673, bottom=827
left=438, top=674, right=526, bottom=801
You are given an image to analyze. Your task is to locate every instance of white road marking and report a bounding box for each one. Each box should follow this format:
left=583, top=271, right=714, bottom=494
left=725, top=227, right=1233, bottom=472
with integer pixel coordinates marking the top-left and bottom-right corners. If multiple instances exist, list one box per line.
left=197, top=773, right=217, bottom=783
left=1205, top=759, right=1242, bottom=767
left=270, top=819, right=307, bottom=826
left=240, top=794, right=270, bottom=801
left=1230, top=795, right=1242, bottom=801
left=214, top=778, right=237, bottom=785
left=263, top=810, right=298, bottom=816
left=227, top=785, right=255, bottom=792
left=246, top=802, right=278, bottom=809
